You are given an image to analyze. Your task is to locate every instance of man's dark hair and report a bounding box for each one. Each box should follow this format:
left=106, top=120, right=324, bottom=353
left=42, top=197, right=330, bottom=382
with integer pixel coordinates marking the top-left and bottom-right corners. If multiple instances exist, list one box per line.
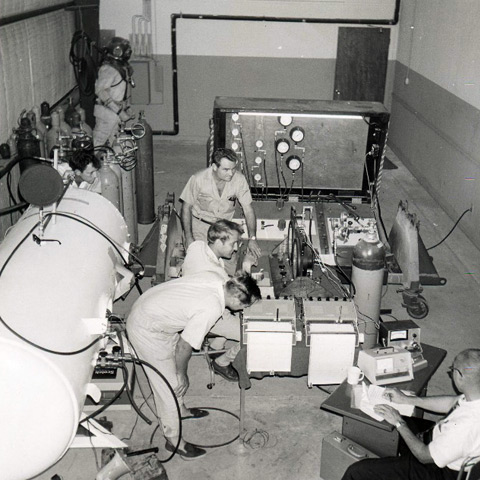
left=225, top=273, right=261, bottom=306
left=207, top=219, right=244, bottom=245
left=69, top=150, right=101, bottom=172
left=212, top=148, right=238, bottom=167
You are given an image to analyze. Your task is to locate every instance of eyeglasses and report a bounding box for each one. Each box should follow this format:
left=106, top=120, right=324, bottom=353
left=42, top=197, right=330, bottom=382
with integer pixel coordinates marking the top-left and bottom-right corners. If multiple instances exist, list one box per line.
left=447, top=365, right=463, bottom=378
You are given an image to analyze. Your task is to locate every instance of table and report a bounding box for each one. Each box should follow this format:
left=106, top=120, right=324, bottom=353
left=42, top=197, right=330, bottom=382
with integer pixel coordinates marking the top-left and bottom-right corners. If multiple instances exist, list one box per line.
left=320, top=343, right=447, bottom=457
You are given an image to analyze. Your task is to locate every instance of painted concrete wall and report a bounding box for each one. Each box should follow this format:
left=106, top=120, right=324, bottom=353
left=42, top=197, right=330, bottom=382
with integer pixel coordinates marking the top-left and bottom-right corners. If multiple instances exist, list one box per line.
left=100, top=0, right=399, bottom=140
left=389, top=0, right=480, bottom=249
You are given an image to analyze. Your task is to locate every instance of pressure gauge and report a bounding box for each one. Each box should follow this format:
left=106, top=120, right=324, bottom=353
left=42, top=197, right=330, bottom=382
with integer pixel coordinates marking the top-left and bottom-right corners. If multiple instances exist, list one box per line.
left=254, top=156, right=263, bottom=165
left=231, top=127, right=240, bottom=137
left=290, top=126, right=305, bottom=143
left=231, top=142, right=239, bottom=151
left=278, top=115, right=293, bottom=127
left=286, top=155, right=302, bottom=172
left=254, top=173, right=262, bottom=182
left=232, top=113, right=239, bottom=122
left=275, top=139, right=290, bottom=155
left=255, top=139, right=264, bottom=149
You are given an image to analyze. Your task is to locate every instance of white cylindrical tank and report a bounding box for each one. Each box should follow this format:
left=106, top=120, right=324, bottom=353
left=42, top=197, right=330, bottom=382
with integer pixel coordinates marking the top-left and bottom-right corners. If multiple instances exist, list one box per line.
left=0, top=188, right=132, bottom=480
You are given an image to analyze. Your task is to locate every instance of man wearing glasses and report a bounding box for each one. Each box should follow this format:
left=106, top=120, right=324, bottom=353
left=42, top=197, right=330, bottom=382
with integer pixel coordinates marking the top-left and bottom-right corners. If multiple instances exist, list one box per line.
left=342, top=348, right=480, bottom=480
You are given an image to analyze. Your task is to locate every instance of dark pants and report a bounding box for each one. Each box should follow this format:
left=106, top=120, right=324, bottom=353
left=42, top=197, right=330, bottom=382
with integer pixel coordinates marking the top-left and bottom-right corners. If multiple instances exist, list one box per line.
left=341, top=451, right=458, bottom=480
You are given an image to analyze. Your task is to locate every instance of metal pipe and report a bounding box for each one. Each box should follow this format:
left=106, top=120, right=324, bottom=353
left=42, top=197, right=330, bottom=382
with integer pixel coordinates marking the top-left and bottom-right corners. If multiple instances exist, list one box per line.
left=0, top=2, right=75, bottom=27
left=153, top=1, right=401, bottom=136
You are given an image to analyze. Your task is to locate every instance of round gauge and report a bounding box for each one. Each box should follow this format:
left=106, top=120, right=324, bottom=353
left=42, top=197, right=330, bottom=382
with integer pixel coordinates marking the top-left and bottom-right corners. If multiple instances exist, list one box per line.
left=254, top=173, right=262, bottom=182
left=275, top=139, right=290, bottom=155
left=286, top=155, right=302, bottom=172
left=254, top=156, right=263, bottom=165
left=290, top=126, right=305, bottom=143
left=231, top=142, right=239, bottom=151
left=232, top=113, right=239, bottom=122
left=255, top=139, right=264, bottom=149
left=278, top=115, right=293, bottom=127
left=231, top=127, right=240, bottom=137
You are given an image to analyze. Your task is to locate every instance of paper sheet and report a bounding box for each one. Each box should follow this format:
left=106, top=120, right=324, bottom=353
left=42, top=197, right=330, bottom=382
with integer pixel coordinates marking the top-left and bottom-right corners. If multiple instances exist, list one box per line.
left=359, top=384, right=415, bottom=421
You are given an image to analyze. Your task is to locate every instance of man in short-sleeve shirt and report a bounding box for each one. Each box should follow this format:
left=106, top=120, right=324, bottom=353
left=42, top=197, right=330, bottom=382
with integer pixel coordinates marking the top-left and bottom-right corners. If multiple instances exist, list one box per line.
left=180, top=148, right=261, bottom=262
left=341, top=348, right=480, bottom=480
left=126, top=271, right=260, bottom=459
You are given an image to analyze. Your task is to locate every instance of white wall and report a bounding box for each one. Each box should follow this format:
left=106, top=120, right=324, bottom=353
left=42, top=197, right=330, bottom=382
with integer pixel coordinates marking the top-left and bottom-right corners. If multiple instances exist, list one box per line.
left=396, top=0, right=480, bottom=109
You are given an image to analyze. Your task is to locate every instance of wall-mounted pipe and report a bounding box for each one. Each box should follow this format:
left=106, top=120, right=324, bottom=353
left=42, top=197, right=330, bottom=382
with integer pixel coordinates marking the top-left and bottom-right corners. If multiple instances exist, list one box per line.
left=153, top=0, right=401, bottom=136
left=0, top=2, right=75, bottom=27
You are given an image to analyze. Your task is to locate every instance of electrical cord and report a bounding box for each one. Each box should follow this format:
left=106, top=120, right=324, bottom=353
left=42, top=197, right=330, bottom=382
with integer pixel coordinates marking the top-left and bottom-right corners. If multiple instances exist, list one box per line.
left=426, top=207, right=472, bottom=251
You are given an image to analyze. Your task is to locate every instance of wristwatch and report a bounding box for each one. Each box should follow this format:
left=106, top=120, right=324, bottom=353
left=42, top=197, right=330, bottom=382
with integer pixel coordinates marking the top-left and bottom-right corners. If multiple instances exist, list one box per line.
left=395, top=420, right=407, bottom=430
left=249, top=236, right=257, bottom=241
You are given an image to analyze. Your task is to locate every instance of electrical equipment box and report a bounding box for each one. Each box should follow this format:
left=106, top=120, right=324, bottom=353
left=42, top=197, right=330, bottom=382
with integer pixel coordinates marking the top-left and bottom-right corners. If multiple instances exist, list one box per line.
left=304, top=299, right=357, bottom=386
left=242, top=299, right=297, bottom=374
left=358, top=346, right=413, bottom=385
left=212, top=97, right=390, bottom=200
left=379, top=320, right=421, bottom=349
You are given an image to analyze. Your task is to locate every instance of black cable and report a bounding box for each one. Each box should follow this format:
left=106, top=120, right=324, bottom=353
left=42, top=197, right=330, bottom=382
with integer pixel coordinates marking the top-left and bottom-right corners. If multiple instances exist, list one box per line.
left=426, top=208, right=472, bottom=251
left=117, top=330, right=152, bottom=425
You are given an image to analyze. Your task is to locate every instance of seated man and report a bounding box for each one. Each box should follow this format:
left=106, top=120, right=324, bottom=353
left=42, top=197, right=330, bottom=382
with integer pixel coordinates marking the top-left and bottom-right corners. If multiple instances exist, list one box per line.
left=56, top=150, right=101, bottom=193
left=126, top=271, right=261, bottom=459
left=182, top=219, right=244, bottom=382
left=342, top=348, right=480, bottom=480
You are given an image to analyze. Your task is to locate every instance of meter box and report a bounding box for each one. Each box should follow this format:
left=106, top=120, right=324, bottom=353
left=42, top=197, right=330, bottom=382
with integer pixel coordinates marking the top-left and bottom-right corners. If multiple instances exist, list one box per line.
left=242, top=299, right=297, bottom=374
left=212, top=97, right=390, bottom=200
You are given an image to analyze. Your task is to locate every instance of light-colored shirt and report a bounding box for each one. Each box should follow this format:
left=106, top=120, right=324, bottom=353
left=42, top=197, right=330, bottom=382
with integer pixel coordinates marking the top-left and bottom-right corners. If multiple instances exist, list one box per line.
left=56, top=162, right=101, bottom=193
left=181, top=240, right=229, bottom=281
left=127, top=272, right=226, bottom=350
left=179, top=166, right=252, bottom=223
left=429, top=395, right=480, bottom=471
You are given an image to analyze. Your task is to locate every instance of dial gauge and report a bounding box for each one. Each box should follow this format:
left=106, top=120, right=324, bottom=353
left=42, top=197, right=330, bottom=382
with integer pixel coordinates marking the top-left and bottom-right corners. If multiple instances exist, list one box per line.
left=278, top=115, right=293, bottom=127
left=255, top=139, right=264, bottom=148
left=286, top=155, right=302, bottom=172
left=289, top=126, right=305, bottom=143
left=254, top=156, right=263, bottom=165
left=275, top=139, right=290, bottom=155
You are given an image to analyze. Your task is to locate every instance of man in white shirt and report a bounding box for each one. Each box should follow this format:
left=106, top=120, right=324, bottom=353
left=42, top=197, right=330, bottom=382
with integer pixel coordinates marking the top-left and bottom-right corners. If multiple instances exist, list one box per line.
left=182, top=219, right=245, bottom=381
left=56, top=151, right=101, bottom=192
left=126, top=272, right=261, bottom=459
left=342, top=348, right=480, bottom=480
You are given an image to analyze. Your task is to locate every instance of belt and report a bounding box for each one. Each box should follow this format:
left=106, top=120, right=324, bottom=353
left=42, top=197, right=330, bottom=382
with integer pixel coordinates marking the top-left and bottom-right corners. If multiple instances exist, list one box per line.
left=192, top=214, right=215, bottom=226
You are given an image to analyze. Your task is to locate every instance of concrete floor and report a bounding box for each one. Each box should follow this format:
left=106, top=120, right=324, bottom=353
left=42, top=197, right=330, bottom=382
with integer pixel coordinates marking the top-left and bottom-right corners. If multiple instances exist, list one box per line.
left=34, top=141, right=480, bottom=480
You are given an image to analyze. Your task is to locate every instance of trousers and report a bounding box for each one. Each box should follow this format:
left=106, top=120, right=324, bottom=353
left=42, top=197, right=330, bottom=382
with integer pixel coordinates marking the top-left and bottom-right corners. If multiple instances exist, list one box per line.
left=341, top=452, right=458, bottom=480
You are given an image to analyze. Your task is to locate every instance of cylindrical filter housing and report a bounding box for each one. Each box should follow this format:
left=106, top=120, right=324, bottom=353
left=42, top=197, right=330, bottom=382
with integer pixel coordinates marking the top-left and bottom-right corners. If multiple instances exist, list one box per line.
left=351, top=230, right=386, bottom=348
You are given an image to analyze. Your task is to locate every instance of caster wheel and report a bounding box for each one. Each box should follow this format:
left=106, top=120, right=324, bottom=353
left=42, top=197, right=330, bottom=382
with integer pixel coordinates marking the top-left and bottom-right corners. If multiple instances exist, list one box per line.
left=406, top=295, right=429, bottom=320
left=207, top=384, right=213, bottom=390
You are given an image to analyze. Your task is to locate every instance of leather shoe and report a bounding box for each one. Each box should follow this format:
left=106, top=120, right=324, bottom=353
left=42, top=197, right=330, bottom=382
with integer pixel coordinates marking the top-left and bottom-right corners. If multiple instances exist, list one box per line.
left=212, top=360, right=238, bottom=382
left=181, top=408, right=209, bottom=420
left=165, top=440, right=207, bottom=459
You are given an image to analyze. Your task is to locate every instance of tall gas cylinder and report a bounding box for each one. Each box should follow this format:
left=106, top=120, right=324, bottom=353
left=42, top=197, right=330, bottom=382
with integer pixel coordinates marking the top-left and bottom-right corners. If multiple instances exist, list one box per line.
left=16, top=117, right=41, bottom=172
left=30, top=106, right=47, bottom=158
left=135, top=111, right=155, bottom=224
left=98, top=159, right=121, bottom=211
left=351, top=229, right=386, bottom=349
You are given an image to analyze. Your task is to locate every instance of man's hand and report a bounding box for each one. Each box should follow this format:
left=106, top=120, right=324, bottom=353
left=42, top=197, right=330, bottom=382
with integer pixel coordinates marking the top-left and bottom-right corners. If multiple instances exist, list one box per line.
left=247, top=238, right=261, bottom=259
left=119, top=107, right=135, bottom=122
left=373, top=404, right=402, bottom=426
left=383, top=387, right=415, bottom=404
left=174, top=372, right=189, bottom=397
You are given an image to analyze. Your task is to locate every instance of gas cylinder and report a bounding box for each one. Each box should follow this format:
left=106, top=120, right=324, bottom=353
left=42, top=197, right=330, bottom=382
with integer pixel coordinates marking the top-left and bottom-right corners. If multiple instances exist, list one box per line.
left=56, top=107, right=72, bottom=136
left=28, top=107, right=47, bottom=158
left=40, top=101, right=52, bottom=130
left=46, top=112, right=62, bottom=158
left=351, top=229, right=386, bottom=349
left=135, top=111, right=155, bottom=224
left=98, top=160, right=121, bottom=211
left=63, top=97, right=76, bottom=127
left=105, top=150, right=124, bottom=214
left=16, top=117, right=41, bottom=172
left=76, top=105, right=93, bottom=137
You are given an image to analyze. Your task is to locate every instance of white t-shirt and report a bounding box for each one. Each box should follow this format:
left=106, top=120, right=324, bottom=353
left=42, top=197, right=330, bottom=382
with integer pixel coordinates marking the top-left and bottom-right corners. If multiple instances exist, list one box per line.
left=181, top=240, right=229, bottom=281
left=429, top=395, right=480, bottom=470
left=127, top=272, right=226, bottom=350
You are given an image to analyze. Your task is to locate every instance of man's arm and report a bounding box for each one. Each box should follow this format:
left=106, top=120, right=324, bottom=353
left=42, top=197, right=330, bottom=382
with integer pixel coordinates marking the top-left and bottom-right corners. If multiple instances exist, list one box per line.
left=243, top=203, right=261, bottom=258
left=374, top=404, right=434, bottom=464
left=174, top=336, right=193, bottom=397
left=181, top=202, right=195, bottom=249
left=385, top=388, right=458, bottom=414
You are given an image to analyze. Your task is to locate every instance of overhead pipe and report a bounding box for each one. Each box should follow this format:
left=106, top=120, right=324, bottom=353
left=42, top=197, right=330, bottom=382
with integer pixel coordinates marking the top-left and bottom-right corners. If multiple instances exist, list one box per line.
left=153, top=0, right=401, bottom=136
left=0, top=2, right=75, bottom=27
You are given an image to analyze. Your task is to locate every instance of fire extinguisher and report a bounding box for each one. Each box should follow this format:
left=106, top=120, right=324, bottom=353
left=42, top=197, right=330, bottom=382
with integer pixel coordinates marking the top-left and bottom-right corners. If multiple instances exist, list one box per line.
left=135, top=111, right=155, bottom=224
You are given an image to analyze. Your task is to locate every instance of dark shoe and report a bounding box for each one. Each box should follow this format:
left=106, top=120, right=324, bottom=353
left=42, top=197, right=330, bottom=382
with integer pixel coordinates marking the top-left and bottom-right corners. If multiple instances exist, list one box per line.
left=212, top=360, right=238, bottom=382
left=165, top=440, right=207, bottom=459
left=181, top=407, right=209, bottom=420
